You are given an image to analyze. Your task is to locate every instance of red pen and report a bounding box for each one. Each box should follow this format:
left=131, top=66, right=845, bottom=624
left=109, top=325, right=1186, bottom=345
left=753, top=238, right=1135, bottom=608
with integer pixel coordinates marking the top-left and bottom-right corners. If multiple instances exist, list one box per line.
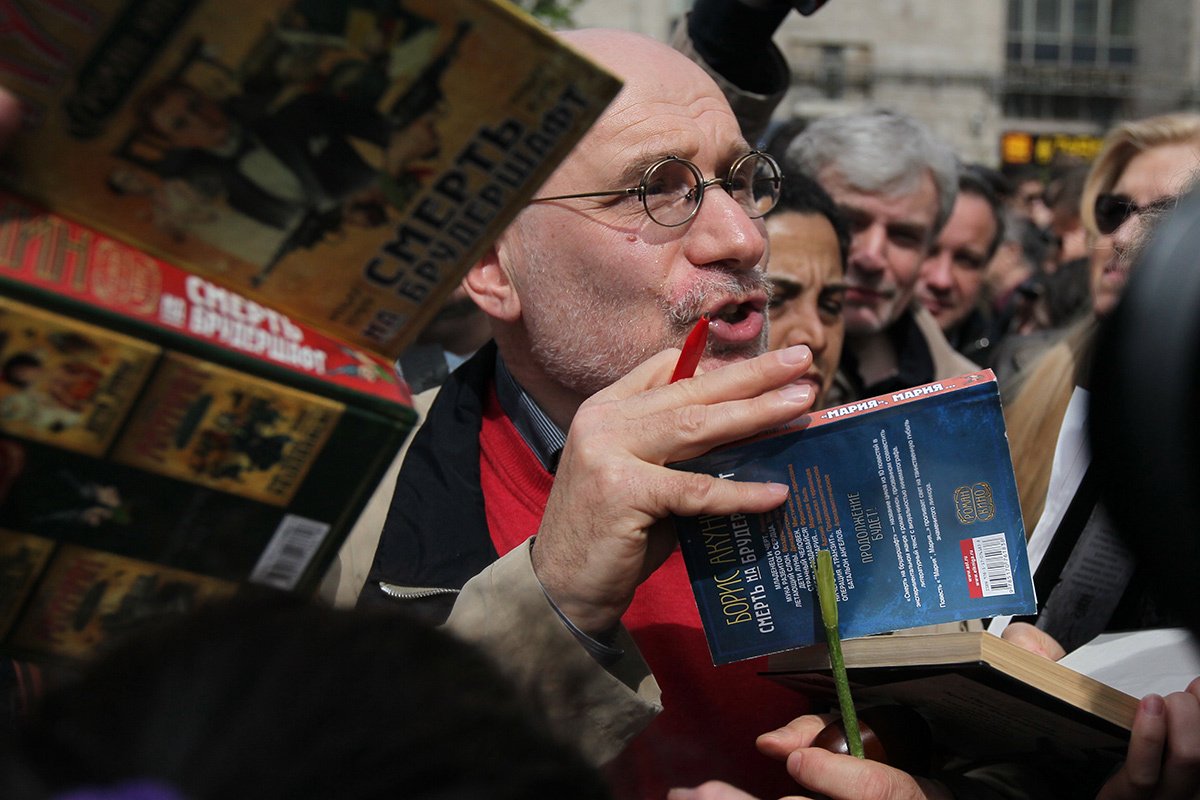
left=669, top=315, right=710, bottom=383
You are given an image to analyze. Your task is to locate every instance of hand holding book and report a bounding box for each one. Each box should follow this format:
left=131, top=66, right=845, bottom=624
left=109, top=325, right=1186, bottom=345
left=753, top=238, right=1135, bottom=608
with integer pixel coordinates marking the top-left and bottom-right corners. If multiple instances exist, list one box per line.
left=747, top=633, right=1200, bottom=800
left=532, top=344, right=814, bottom=637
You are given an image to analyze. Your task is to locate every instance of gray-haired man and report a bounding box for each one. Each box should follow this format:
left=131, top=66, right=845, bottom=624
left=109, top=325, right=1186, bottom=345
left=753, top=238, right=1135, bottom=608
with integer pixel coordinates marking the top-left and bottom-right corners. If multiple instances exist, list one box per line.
left=781, top=110, right=977, bottom=403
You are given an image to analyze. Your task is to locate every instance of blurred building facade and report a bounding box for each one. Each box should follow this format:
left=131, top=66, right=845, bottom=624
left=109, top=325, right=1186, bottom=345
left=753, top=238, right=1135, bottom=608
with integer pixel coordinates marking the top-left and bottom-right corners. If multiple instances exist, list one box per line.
left=566, top=0, right=1200, bottom=170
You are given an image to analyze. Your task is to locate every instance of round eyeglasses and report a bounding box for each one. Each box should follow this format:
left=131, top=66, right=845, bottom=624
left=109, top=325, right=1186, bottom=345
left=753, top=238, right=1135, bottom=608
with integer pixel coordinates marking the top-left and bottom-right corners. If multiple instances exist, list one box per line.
left=529, top=151, right=783, bottom=227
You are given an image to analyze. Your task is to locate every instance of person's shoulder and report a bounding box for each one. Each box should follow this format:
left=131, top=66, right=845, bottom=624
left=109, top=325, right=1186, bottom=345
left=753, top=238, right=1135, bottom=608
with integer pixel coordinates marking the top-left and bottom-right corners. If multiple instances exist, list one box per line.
left=911, top=305, right=980, bottom=379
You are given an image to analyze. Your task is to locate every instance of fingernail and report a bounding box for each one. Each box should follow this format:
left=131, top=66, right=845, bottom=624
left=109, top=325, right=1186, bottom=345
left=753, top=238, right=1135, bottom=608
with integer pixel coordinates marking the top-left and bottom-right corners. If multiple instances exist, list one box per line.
left=779, top=383, right=813, bottom=404
left=766, top=483, right=790, bottom=500
left=666, top=790, right=695, bottom=800
left=778, top=344, right=810, bottom=365
left=1142, top=694, right=1165, bottom=716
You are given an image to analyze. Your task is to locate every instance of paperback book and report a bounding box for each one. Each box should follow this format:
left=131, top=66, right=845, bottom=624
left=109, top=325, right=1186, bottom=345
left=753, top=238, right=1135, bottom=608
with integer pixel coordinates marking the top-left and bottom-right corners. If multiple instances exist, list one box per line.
left=672, top=371, right=1035, bottom=664
left=0, top=0, right=620, bottom=357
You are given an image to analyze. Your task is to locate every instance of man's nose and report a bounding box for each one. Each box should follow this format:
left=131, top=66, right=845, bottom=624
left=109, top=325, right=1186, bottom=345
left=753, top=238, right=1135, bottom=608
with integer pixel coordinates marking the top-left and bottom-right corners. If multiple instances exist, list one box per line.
left=768, top=303, right=825, bottom=352
left=851, top=224, right=888, bottom=274
left=684, top=185, right=766, bottom=271
left=920, top=251, right=954, bottom=291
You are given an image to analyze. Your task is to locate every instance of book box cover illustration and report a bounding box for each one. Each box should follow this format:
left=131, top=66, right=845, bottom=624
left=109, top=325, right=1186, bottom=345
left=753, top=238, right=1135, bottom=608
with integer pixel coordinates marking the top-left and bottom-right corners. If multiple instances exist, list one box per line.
left=0, top=0, right=622, bottom=357
left=0, top=435, right=296, bottom=581
left=112, top=352, right=343, bottom=505
left=0, top=296, right=160, bottom=456
left=672, top=371, right=1036, bottom=664
left=0, top=529, right=56, bottom=640
left=8, top=544, right=236, bottom=661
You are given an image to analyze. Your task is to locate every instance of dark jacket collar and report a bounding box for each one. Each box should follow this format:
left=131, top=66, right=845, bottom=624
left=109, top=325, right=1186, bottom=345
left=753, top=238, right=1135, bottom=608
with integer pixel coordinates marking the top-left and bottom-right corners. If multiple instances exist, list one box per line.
left=838, top=308, right=936, bottom=400
left=358, top=342, right=499, bottom=617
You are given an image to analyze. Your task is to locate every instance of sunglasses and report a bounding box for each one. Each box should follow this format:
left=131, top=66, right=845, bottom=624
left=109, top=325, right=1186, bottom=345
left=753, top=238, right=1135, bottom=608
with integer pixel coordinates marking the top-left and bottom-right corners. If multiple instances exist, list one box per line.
left=1093, top=193, right=1178, bottom=235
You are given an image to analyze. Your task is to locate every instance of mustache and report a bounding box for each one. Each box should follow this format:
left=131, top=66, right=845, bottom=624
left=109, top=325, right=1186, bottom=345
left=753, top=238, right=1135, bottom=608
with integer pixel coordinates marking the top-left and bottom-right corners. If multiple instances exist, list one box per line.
left=666, top=269, right=770, bottom=329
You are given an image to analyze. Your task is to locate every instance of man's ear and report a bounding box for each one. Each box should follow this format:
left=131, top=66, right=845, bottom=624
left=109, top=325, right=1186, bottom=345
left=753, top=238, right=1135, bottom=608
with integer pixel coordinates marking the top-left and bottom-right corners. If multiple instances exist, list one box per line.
left=463, top=239, right=522, bottom=322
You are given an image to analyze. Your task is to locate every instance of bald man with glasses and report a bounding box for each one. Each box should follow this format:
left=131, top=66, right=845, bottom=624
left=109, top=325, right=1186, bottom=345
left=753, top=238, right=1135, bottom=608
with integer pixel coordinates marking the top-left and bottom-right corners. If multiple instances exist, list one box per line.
left=352, top=28, right=824, bottom=800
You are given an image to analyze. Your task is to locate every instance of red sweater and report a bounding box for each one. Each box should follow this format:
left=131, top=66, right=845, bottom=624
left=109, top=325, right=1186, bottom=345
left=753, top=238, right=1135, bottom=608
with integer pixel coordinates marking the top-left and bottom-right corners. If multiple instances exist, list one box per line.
left=479, top=386, right=809, bottom=799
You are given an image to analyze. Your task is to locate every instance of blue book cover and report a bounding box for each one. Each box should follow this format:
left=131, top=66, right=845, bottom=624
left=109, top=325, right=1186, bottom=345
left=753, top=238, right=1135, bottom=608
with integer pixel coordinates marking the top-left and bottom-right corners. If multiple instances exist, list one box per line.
left=672, top=370, right=1035, bottom=665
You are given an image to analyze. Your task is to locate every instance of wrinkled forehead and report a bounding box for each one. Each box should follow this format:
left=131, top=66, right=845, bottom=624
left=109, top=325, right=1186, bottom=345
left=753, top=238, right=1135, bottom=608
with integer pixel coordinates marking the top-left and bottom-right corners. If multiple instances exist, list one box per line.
left=547, top=29, right=748, bottom=186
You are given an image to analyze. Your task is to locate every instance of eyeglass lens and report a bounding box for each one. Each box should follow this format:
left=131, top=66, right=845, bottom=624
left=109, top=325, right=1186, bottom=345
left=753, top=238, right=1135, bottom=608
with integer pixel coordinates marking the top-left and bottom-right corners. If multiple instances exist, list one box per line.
left=643, top=159, right=703, bottom=227
left=1094, top=194, right=1136, bottom=235
left=1094, top=193, right=1177, bottom=236
left=642, top=154, right=780, bottom=227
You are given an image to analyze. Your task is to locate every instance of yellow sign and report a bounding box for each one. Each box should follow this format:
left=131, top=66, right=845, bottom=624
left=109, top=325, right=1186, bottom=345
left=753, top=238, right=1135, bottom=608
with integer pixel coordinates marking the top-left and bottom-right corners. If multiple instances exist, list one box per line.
left=1000, top=131, right=1104, bottom=165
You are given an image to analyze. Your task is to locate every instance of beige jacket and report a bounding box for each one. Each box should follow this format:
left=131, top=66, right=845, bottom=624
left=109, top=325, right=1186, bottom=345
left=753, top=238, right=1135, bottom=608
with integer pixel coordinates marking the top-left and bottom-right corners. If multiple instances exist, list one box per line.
left=318, top=387, right=662, bottom=765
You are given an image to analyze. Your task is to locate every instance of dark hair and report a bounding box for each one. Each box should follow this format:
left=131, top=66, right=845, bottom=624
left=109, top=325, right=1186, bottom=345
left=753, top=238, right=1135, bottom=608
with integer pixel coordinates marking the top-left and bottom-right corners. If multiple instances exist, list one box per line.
left=761, top=117, right=809, bottom=163
left=958, top=163, right=1006, bottom=262
left=0, top=596, right=609, bottom=800
left=1042, top=163, right=1089, bottom=217
left=1006, top=163, right=1045, bottom=191
left=772, top=169, right=850, bottom=272
left=1004, top=212, right=1054, bottom=272
left=2, top=353, right=41, bottom=388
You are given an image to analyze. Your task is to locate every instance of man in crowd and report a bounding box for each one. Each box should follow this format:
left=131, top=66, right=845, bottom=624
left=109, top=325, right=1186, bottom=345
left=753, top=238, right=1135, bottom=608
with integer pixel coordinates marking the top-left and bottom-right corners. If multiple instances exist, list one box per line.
left=915, top=164, right=1006, bottom=364
left=360, top=27, right=823, bottom=800
left=779, top=110, right=978, bottom=405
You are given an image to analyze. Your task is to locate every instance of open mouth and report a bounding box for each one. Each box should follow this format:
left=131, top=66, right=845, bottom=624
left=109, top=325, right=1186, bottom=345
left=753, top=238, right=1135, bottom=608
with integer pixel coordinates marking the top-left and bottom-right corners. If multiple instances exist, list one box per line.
left=704, top=297, right=767, bottom=343
left=710, top=299, right=762, bottom=325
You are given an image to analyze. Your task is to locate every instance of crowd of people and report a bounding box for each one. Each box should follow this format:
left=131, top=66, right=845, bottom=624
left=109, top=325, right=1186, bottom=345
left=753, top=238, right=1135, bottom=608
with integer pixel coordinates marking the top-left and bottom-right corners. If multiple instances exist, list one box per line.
left=2, top=0, right=1200, bottom=799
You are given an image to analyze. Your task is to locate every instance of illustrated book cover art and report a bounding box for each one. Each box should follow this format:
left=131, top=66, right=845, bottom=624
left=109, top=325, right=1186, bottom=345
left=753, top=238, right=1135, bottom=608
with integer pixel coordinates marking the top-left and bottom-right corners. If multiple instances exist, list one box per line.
left=112, top=352, right=342, bottom=506
left=0, top=295, right=160, bottom=457
left=0, top=433, right=312, bottom=583
left=0, top=529, right=56, bottom=640
left=764, top=631, right=1137, bottom=764
left=672, top=371, right=1035, bottom=664
left=7, top=544, right=236, bottom=661
left=1, top=0, right=622, bottom=357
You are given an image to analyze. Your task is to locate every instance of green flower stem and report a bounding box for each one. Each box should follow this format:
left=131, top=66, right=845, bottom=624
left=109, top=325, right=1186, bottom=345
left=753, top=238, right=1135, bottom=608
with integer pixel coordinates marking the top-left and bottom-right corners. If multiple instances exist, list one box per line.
left=817, top=549, right=864, bottom=759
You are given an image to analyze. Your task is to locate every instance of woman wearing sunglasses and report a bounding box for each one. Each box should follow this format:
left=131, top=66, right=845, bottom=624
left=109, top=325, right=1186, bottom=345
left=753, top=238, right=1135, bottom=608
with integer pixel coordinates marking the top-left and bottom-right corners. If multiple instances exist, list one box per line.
left=1006, top=112, right=1200, bottom=534
left=1082, top=115, right=1200, bottom=318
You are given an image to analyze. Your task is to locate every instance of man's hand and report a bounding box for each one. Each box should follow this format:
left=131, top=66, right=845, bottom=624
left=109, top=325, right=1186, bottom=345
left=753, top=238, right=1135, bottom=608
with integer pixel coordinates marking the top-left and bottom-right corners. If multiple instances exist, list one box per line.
left=532, top=344, right=815, bottom=635
left=752, top=715, right=953, bottom=800
left=1097, top=677, right=1200, bottom=800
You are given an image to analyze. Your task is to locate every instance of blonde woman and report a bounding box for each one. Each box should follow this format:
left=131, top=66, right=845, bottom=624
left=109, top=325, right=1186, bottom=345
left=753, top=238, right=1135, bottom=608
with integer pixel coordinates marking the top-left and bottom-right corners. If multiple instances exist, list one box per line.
left=1005, top=112, right=1200, bottom=532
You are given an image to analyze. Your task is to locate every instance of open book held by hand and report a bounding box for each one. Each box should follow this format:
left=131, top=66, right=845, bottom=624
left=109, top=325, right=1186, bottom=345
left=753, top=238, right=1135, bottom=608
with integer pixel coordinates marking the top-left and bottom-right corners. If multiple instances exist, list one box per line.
left=763, top=628, right=1166, bottom=768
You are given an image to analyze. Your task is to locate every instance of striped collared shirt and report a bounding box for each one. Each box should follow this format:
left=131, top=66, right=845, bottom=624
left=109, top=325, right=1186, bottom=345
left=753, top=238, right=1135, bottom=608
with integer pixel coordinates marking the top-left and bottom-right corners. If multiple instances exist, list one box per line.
left=493, top=353, right=566, bottom=473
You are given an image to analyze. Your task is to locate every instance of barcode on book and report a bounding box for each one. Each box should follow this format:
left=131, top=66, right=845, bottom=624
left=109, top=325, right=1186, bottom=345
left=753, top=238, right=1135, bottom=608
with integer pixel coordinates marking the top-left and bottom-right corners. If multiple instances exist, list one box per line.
left=965, top=532, right=1014, bottom=598
left=250, top=515, right=331, bottom=591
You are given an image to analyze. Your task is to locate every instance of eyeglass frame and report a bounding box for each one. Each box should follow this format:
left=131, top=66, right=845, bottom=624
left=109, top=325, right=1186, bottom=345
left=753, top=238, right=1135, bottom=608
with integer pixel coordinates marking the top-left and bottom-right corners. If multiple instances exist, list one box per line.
left=528, top=150, right=783, bottom=228
left=1093, top=192, right=1179, bottom=236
